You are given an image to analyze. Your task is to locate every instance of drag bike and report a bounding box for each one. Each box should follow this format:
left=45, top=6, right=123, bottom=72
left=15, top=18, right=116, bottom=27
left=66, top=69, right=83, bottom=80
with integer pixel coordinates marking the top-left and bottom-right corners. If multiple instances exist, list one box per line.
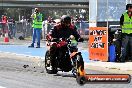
left=45, top=36, right=84, bottom=77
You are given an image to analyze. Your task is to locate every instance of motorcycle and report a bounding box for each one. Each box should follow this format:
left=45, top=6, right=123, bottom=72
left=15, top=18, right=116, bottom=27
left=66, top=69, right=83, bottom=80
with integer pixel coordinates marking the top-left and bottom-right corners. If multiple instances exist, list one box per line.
left=45, top=35, right=84, bottom=77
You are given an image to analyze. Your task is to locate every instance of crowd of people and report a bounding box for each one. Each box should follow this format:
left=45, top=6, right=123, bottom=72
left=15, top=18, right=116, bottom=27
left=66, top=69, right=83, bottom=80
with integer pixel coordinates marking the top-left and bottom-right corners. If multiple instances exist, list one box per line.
left=0, top=14, right=86, bottom=39
left=0, top=15, right=16, bottom=39
left=0, top=15, right=33, bottom=39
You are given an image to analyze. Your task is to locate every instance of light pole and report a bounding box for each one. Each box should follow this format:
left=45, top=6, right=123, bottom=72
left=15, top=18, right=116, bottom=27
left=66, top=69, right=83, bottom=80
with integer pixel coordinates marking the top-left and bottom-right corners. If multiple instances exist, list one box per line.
left=107, top=0, right=109, bottom=28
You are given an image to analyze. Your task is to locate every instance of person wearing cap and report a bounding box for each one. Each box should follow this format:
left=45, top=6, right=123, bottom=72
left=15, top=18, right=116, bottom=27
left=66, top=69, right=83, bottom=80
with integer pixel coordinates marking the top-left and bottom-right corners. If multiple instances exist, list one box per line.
left=120, top=4, right=132, bottom=62
left=28, top=8, right=43, bottom=48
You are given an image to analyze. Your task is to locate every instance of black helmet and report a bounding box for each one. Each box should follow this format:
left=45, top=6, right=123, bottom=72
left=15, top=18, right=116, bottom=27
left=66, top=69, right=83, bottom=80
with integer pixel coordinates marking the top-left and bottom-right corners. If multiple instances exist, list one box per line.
left=61, top=15, right=71, bottom=24
left=126, top=4, right=132, bottom=10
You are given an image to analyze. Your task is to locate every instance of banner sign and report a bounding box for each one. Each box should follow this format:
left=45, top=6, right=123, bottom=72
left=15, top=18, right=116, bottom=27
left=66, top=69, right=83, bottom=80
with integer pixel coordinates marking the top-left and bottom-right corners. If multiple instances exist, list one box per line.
left=89, top=27, right=108, bottom=61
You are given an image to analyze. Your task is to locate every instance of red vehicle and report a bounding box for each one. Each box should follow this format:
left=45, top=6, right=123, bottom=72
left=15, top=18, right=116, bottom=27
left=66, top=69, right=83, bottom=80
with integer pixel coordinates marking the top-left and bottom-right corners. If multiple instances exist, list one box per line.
left=45, top=36, right=84, bottom=77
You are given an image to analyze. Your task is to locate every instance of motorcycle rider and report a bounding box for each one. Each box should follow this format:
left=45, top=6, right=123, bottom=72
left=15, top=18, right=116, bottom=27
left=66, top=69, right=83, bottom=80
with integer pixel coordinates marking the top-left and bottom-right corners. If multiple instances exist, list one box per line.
left=46, top=15, right=84, bottom=71
left=48, top=15, right=84, bottom=42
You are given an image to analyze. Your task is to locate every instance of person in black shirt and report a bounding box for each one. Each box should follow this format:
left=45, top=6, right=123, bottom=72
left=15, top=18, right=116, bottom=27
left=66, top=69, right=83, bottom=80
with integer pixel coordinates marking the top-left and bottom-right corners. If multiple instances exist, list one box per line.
left=50, top=15, right=83, bottom=42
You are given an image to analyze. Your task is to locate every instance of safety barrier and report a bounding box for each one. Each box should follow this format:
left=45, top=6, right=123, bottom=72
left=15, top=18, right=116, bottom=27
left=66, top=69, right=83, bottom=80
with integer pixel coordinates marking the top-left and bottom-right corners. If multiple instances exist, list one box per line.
left=15, top=22, right=32, bottom=38
left=0, top=21, right=89, bottom=40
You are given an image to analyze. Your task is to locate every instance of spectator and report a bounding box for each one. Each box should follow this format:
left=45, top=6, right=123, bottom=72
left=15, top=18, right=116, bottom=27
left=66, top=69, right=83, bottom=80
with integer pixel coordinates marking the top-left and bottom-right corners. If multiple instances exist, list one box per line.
left=28, top=8, right=43, bottom=48
left=12, top=20, right=16, bottom=38
left=120, top=4, right=132, bottom=62
left=8, top=17, right=13, bottom=39
left=20, top=16, right=27, bottom=38
left=47, top=16, right=56, bottom=34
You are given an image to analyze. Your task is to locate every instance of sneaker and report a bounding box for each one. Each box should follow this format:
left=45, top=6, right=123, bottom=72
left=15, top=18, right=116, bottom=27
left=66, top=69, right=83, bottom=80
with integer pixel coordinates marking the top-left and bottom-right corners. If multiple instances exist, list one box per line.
left=28, top=45, right=34, bottom=48
left=28, top=44, right=34, bottom=48
left=36, top=46, right=40, bottom=48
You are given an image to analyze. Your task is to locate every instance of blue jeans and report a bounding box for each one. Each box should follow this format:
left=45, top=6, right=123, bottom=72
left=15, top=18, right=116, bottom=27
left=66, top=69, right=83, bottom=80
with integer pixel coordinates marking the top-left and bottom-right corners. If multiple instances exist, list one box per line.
left=12, top=25, right=16, bottom=38
left=32, top=28, right=42, bottom=47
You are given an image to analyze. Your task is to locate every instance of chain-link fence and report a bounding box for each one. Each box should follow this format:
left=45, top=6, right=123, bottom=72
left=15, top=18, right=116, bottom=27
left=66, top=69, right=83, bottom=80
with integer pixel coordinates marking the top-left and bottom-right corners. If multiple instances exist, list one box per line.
left=0, top=21, right=32, bottom=39
left=42, top=21, right=89, bottom=40
left=0, top=20, right=89, bottom=40
left=15, top=22, right=32, bottom=39
left=73, top=21, right=89, bottom=40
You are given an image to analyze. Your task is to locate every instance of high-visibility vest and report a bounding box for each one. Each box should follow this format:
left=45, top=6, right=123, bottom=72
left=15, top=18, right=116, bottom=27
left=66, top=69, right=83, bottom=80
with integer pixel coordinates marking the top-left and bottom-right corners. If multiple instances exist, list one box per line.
left=33, top=13, right=43, bottom=29
left=32, top=20, right=34, bottom=28
left=122, top=12, right=132, bottom=34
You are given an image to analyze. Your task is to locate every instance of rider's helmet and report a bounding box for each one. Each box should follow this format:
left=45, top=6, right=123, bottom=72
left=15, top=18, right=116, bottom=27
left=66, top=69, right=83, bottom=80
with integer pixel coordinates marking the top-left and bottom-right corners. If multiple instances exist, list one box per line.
left=61, top=15, right=71, bottom=27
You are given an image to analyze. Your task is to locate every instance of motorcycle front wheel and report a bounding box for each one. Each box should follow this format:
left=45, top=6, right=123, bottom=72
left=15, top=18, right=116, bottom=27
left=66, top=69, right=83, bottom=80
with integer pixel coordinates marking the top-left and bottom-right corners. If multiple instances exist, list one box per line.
left=45, top=50, right=58, bottom=74
left=72, top=54, right=84, bottom=78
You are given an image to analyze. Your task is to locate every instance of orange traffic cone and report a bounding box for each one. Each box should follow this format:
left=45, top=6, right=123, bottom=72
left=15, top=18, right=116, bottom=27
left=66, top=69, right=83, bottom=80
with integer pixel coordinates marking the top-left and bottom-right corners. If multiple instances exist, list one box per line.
left=4, top=33, right=9, bottom=42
